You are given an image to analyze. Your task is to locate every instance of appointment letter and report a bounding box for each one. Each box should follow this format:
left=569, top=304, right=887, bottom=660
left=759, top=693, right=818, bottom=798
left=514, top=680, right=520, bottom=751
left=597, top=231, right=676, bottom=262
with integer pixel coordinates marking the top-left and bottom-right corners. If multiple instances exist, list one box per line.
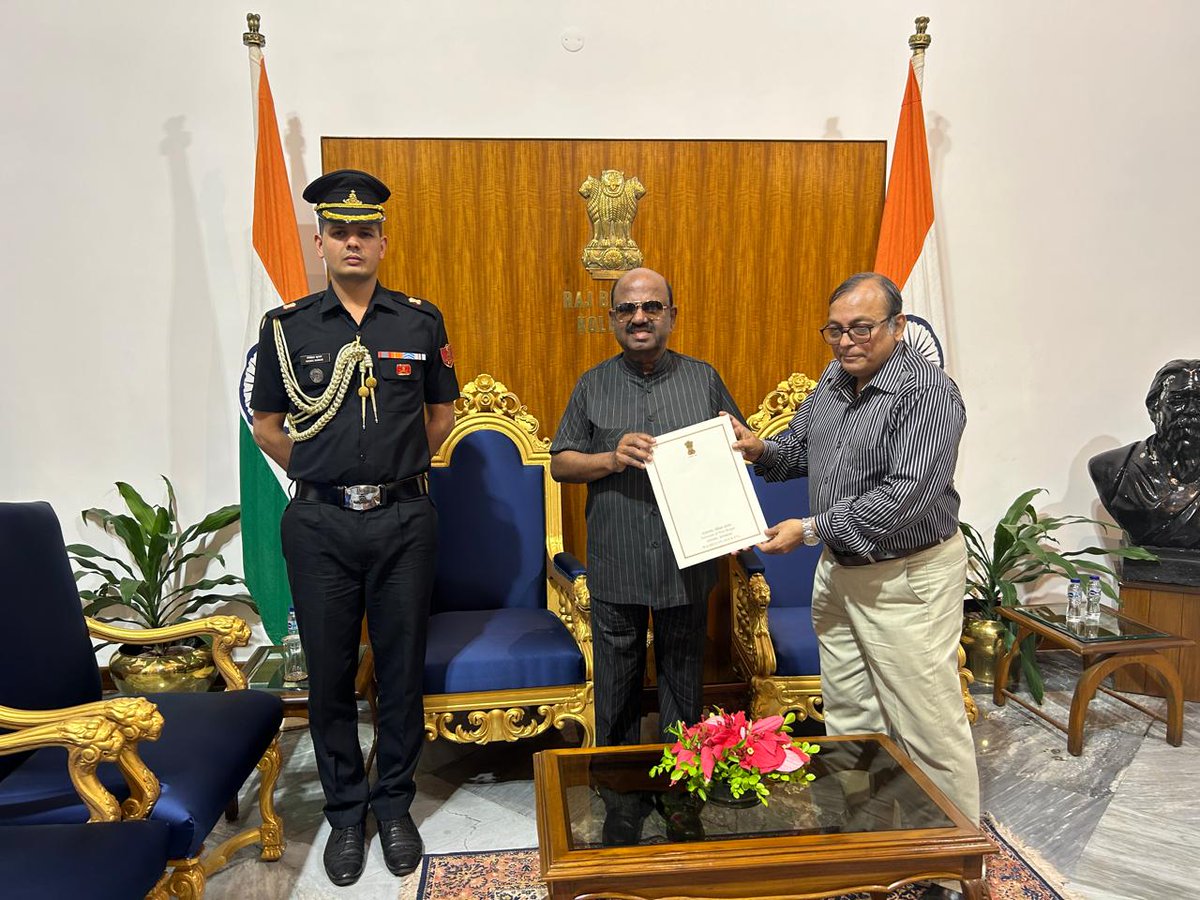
left=645, top=416, right=769, bottom=569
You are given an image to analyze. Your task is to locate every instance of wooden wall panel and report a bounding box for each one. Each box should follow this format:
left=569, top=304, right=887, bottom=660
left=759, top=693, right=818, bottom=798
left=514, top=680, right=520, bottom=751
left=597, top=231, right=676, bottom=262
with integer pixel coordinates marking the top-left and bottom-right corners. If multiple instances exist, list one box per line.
left=1114, top=582, right=1200, bottom=702
left=322, top=137, right=884, bottom=570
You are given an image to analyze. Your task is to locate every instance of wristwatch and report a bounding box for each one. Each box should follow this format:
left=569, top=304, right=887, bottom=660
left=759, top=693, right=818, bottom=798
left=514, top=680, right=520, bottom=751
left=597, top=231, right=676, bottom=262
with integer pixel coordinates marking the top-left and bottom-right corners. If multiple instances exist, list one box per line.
left=801, top=517, right=821, bottom=546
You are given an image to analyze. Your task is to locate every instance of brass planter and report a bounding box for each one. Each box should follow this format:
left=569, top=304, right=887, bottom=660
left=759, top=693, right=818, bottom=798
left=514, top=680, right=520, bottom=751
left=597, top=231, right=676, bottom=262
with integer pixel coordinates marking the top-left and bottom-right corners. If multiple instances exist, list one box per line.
left=109, top=643, right=217, bottom=693
left=960, top=618, right=1007, bottom=686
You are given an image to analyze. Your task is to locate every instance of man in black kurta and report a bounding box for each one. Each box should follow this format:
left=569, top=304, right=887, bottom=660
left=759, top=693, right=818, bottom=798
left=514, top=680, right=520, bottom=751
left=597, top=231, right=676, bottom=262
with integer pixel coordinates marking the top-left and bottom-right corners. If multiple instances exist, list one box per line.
left=250, top=169, right=458, bottom=886
left=550, top=268, right=741, bottom=841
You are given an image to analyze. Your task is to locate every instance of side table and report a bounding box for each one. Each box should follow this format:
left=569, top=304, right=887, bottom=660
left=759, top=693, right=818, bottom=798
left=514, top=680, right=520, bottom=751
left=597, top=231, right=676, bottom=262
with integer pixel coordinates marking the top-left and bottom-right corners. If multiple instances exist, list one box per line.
left=994, top=604, right=1194, bottom=755
left=242, top=644, right=378, bottom=767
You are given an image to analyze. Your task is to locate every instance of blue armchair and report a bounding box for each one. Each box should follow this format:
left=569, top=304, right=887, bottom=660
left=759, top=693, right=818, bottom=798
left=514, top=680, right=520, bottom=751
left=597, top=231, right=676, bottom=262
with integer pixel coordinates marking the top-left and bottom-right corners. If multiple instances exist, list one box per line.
left=0, top=821, right=171, bottom=900
left=421, top=374, right=594, bottom=746
left=0, top=501, right=284, bottom=898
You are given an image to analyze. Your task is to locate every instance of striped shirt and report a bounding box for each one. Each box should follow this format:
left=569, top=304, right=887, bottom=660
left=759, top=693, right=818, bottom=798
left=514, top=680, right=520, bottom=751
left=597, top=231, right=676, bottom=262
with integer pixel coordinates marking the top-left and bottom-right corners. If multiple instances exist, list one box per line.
left=756, top=341, right=965, bottom=557
left=551, top=351, right=743, bottom=608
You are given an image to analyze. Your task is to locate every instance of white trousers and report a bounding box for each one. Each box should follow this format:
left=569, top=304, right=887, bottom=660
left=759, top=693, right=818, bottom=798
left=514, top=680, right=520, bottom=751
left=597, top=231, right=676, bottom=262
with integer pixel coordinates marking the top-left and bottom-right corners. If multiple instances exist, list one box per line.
left=812, top=531, right=980, bottom=823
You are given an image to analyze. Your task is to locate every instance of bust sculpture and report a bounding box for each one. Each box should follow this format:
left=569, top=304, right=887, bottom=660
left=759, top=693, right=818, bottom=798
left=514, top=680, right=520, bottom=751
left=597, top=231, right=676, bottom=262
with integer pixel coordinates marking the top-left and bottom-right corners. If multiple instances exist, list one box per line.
left=1089, top=359, right=1200, bottom=580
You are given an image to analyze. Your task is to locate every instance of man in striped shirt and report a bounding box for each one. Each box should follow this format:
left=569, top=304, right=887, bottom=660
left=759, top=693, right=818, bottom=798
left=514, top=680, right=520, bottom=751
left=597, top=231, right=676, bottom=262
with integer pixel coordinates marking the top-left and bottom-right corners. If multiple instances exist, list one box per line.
left=551, top=267, right=742, bottom=842
left=732, top=272, right=979, bottom=827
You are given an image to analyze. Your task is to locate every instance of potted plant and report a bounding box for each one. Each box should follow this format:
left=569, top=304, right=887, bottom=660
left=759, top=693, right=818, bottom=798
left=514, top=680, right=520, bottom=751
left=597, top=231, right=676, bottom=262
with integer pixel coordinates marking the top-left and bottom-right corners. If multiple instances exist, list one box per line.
left=960, top=488, right=1156, bottom=703
left=69, top=477, right=258, bottom=693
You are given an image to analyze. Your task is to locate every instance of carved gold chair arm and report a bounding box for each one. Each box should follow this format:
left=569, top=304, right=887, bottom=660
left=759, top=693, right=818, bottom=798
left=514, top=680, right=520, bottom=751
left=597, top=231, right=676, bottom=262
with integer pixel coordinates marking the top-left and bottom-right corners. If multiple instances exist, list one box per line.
left=87, top=614, right=252, bottom=690
left=548, top=569, right=592, bottom=636
left=0, top=697, right=165, bottom=818
left=0, top=714, right=131, bottom=822
left=548, top=560, right=593, bottom=679
left=729, top=552, right=777, bottom=681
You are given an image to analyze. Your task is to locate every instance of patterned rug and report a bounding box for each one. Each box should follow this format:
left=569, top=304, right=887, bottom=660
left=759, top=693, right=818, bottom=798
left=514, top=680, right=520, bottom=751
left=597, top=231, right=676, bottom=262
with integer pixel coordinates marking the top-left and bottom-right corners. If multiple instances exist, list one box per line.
left=415, top=816, right=1069, bottom=900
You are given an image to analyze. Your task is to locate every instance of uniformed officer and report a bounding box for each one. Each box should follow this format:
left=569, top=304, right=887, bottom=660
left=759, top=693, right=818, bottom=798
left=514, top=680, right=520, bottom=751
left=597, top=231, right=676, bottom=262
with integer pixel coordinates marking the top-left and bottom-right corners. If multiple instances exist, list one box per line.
left=250, top=169, right=458, bottom=887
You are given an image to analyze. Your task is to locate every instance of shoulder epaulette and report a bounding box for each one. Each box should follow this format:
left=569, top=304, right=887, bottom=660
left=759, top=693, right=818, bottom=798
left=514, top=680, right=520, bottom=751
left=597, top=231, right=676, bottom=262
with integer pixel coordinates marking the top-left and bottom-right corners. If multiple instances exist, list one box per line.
left=390, top=290, right=440, bottom=319
left=265, top=293, right=321, bottom=319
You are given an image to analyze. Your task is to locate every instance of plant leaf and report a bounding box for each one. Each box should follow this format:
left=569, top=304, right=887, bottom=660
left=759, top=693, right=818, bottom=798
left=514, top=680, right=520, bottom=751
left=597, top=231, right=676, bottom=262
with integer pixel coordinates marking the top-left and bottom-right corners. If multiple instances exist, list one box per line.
left=1001, top=488, right=1045, bottom=526
left=161, top=475, right=179, bottom=528
left=118, top=578, right=142, bottom=605
left=66, top=544, right=135, bottom=577
left=170, top=592, right=259, bottom=620
left=179, top=505, right=241, bottom=544
left=106, top=514, right=149, bottom=572
left=1018, top=633, right=1045, bottom=704
left=163, top=574, right=245, bottom=599
left=80, top=506, right=117, bottom=528
left=68, top=556, right=123, bottom=583
left=116, top=481, right=158, bottom=534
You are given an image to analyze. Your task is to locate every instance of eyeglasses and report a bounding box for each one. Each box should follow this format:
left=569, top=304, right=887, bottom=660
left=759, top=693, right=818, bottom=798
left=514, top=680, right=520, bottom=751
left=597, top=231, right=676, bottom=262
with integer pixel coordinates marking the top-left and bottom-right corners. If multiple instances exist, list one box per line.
left=610, top=300, right=670, bottom=320
left=818, top=317, right=894, bottom=345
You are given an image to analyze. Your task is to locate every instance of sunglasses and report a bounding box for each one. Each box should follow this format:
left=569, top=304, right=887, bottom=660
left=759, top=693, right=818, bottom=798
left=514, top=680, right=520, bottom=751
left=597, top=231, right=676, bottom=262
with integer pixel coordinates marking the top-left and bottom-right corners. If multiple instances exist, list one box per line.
left=610, top=300, right=670, bottom=320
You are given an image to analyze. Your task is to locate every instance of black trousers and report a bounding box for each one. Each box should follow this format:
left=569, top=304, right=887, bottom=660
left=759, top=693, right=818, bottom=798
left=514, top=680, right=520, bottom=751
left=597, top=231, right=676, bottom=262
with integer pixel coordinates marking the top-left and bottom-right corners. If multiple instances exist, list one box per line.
left=280, top=496, right=436, bottom=827
left=591, top=598, right=708, bottom=746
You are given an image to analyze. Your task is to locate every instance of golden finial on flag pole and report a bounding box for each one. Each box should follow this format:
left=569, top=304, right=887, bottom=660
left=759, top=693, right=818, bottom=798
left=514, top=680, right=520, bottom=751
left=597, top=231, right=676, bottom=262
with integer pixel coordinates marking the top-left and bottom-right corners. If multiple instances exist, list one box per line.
left=243, top=13, right=266, bottom=48
left=909, top=16, right=931, bottom=56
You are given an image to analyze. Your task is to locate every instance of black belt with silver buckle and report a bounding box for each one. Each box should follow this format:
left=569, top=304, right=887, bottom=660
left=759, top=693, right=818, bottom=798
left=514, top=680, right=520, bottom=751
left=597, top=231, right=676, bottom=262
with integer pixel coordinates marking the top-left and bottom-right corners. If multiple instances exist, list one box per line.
left=830, top=537, right=944, bottom=567
left=294, top=474, right=429, bottom=511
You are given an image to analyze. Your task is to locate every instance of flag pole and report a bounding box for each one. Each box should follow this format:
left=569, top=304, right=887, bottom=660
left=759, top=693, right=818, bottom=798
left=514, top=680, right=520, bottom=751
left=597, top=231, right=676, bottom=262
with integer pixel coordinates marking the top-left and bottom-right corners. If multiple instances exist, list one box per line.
left=909, top=16, right=931, bottom=88
left=239, top=10, right=306, bottom=642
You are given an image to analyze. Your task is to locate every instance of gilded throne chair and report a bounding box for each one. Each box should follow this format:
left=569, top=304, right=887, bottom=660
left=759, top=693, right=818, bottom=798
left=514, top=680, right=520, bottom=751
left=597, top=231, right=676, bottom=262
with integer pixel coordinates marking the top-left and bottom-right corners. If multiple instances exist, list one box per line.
left=0, top=501, right=284, bottom=899
left=730, top=373, right=826, bottom=722
left=421, top=375, right=595, bottom=746
left=729, top=374, right=978, bottom=725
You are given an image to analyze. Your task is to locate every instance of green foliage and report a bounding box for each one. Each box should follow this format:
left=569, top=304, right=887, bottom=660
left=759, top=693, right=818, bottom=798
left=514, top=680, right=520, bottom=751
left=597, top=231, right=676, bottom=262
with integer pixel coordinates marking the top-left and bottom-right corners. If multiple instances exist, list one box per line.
left=70, top=477, right=257, bottom=638
left=960, top=488, right=1157, bottom=703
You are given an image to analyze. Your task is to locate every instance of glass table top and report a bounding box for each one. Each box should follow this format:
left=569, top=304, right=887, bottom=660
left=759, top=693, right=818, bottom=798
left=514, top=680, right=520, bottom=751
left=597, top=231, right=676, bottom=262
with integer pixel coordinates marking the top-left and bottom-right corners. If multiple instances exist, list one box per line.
left=1014, top=604, right=1169, bottom=643
left=244, top=645, right=308, bottom=691
left=556, top=739, right=954, bottom=850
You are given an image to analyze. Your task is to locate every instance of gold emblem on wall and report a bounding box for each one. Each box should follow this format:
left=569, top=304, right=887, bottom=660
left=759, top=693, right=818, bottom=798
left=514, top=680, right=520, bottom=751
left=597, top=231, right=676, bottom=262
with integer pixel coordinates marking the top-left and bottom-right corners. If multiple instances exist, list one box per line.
left=579, top=169, right=645, bottom=279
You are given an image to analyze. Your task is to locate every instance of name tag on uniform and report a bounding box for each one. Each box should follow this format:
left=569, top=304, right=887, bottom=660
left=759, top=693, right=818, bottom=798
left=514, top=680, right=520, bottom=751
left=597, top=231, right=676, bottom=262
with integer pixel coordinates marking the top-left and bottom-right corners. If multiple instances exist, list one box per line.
left=301, top=353, right=331, bottom=364
left=378, top=351, right=426, bottom=361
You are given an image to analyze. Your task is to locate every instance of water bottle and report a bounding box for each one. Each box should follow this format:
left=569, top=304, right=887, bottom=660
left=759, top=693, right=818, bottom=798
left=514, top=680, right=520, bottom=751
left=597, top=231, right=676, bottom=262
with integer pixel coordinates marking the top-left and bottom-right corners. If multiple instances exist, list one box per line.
left=1065, top=578, right=1084, bottom=627
left=283, top=607, right=307, bottom=682
left=1085, top=575, right=1103, bottom=624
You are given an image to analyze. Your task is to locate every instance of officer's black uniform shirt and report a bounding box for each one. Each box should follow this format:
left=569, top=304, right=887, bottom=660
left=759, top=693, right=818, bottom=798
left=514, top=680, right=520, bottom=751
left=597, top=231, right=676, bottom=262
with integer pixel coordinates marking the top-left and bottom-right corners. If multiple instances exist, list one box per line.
left=251, top=282, right=459, bottom=485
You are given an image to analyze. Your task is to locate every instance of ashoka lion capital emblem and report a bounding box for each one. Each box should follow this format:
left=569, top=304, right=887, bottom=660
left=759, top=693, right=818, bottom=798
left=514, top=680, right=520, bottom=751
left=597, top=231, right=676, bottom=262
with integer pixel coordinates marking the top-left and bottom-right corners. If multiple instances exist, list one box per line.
left=579, top=169, right=645, bottom=279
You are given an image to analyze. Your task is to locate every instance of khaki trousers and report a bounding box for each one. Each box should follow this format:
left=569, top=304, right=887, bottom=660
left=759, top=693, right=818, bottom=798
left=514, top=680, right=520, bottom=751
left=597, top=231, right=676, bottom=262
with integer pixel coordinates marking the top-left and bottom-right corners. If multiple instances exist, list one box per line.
left=812, top=531, right=980, bottom=823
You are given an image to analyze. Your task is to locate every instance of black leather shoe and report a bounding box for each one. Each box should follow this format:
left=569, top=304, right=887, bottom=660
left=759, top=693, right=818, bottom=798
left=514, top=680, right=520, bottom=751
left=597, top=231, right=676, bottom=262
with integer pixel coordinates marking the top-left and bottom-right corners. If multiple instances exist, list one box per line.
left=654, top=792, right=705, bottom=842
left=378, top=813, right=424, bottom=876
left=601, top=808, right=644, bottom=846
left=916, top=883, right=964, bottom=900
left=323, top=822, right=366, bottom=887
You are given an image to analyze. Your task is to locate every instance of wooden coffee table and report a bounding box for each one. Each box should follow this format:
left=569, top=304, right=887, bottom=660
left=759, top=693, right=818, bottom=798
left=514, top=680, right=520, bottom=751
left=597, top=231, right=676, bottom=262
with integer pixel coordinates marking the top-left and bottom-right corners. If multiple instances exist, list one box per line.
left=534, top=734, right=995, bottom=900
left=994, top=604, right=1193, bottom=756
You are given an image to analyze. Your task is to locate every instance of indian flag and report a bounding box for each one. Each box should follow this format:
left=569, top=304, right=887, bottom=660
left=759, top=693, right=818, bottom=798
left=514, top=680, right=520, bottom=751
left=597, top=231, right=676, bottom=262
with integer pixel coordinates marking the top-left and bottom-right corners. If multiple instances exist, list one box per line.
left=873, top=30, right=948, bottom=370
left=238, top=29, right=306, bottom=641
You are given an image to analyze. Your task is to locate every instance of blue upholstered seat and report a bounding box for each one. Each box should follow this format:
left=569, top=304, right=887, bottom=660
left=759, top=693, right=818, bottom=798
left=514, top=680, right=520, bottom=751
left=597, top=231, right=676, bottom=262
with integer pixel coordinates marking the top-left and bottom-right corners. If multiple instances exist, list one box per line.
left=750, top=471, right=822, bottom=676
left=426, top=608, right=588, bottom=694
left=0, top=820, right=170, bottom=900
left=418, top=374, right=595, bottom=746
left=0, top=501, right=284, bottom=894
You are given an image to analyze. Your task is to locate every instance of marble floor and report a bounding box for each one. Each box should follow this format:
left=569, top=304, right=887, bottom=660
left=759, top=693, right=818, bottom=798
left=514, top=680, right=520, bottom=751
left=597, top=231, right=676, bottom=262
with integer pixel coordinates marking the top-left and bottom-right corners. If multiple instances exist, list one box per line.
left=205, top=651, right=1199, bottom=899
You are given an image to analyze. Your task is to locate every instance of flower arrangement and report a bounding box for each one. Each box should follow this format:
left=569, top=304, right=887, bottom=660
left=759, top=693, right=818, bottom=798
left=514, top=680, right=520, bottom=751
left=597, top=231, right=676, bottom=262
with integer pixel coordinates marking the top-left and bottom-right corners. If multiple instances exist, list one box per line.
left=649, top=709, right=819, bottom=806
